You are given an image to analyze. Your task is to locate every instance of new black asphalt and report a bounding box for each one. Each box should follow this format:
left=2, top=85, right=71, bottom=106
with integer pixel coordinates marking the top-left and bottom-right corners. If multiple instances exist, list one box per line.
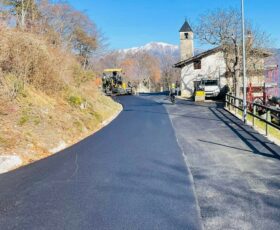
left=150, top=95, right=280, bottom=230
left=0, top=96, right=202, bottom=230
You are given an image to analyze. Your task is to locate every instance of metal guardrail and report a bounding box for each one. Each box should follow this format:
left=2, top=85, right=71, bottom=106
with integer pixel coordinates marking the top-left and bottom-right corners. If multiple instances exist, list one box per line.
left=225, top=93, right=280, bottom=136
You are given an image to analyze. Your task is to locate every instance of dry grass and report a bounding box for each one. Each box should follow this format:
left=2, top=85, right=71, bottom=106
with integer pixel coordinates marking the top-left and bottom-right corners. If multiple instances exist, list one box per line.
left=0, top=28, right=121, bottom=166
left=0, top=29, right=64, bottom=98
left=0, top=82, right=121, bottom=165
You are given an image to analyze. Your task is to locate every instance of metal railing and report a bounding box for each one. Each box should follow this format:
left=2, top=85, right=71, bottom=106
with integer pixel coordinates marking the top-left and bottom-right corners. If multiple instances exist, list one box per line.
left=225, top=93, right=280, bottom=136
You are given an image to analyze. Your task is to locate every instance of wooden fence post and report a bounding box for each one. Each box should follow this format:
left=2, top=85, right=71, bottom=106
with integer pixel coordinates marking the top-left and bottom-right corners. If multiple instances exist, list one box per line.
left=266, top=110, right=271, bottom=136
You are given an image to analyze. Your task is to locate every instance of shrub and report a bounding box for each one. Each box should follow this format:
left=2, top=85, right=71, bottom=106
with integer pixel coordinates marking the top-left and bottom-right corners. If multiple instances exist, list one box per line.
left=73, top=65, right=96, bottom=87
left=18, top=115, right=29, bottom=126
left=73, top=120, right=84, bottom=132
left=0, top=29, right=64, bottom=97
left=68, top=95, right=84, bottom=107
left=0, top=73, right=24, bottom=99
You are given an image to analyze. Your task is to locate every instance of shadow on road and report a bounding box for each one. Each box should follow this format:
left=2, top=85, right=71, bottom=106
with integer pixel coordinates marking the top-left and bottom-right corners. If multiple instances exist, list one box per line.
left=209, top=106, right=280, bottom=160
left=126, top=96, right=280, bottom=161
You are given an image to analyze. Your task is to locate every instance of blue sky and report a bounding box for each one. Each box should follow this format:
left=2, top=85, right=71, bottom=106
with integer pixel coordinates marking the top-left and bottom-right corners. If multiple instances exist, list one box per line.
left=69, top=0, right=280, bottom=50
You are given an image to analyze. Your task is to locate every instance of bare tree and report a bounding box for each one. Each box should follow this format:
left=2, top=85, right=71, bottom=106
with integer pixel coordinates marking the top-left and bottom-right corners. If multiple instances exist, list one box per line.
left=160, top=54, right=180, bottom=90
left=37, top=1, right=100, bottom=49
left=132, top=52, right=161, bottom=91
left=72, top=27, right=97, bottom=69
left=196, top=8, right=271, bottom=97
left=1, top=0, right=37, bottom=29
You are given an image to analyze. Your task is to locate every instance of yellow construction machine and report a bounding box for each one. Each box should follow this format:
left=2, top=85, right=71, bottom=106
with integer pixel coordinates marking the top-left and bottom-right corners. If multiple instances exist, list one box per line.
left=101, top=69, right=132, bottom=95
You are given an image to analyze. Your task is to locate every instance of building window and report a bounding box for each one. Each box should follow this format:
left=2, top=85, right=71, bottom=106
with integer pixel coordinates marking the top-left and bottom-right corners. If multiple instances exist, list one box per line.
left=194, top=60, right=201, bottom=69
left=184, top=33, right=189, bottom=39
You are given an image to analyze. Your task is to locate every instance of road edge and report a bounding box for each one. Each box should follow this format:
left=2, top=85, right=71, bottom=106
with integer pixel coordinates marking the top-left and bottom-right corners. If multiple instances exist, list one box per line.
left=146, top=95, right=204, bottom=229
left=0, top=102, right=123, bottom=174
left=168, top=115, right=204, bottom=230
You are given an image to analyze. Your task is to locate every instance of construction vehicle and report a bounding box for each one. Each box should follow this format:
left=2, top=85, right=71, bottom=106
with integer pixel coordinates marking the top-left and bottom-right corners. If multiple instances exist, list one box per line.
left=101, top=69, right=133, bottom=96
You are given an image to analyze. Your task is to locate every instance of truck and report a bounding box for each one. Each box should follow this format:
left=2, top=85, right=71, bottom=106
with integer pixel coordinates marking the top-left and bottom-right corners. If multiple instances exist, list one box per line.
left=101, top=69, right=133, bottom=96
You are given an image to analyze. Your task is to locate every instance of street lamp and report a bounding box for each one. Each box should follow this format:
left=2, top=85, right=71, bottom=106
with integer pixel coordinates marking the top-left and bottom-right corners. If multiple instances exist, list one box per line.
left=241, top=0, right=247, bottom=123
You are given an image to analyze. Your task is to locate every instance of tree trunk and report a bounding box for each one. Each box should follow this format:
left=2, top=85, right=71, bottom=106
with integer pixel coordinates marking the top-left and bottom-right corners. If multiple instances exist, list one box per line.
left=234, top=43, right=241, bottom=99
left=235, top=69, right=241, bottom=98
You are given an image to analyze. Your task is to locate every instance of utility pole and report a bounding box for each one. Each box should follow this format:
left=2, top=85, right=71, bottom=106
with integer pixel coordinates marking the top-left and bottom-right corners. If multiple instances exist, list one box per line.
left=241, top=0, right=247, bottom=123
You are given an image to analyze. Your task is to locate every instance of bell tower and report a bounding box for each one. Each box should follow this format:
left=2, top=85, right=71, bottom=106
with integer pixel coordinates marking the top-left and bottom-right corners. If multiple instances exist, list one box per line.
left=179, top=20, right=194, bottom=61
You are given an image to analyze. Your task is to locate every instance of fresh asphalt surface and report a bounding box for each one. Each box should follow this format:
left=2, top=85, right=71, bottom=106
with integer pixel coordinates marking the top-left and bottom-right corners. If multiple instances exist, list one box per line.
left=0, top=96, right=202, bottom=230
left=149, top=94, right=280, bottom=230
left=1, top=95, right=280, bottom=230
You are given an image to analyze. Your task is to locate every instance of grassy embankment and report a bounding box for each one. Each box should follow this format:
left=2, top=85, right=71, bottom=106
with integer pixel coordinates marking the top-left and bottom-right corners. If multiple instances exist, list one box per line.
left=227, top=107, right=280, bottom=143
left=0, top=28, right=121, bottom=165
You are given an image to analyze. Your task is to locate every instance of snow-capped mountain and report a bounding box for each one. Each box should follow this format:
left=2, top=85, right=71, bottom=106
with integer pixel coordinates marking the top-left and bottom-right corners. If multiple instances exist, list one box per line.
left=119, top=42, right=205, bottom=62
left=120, top=42, right=180, bottom=60
left=122, top=42, right=178, bottom=54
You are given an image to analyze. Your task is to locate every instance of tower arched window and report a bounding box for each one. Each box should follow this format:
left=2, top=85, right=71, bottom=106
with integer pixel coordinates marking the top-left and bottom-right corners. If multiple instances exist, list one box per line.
left=184, top=33, right=189, bottom=39
left=194, top=60, right=201, bottom=69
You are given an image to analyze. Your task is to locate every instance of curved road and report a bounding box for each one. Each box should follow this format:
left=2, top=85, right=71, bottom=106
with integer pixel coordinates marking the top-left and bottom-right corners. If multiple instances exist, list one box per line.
left=0, top=96, right=202, bottom=230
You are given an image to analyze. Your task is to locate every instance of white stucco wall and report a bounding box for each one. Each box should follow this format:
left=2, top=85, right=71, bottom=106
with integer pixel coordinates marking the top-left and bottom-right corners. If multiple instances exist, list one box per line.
left=181, top=51, right=227, bottom=97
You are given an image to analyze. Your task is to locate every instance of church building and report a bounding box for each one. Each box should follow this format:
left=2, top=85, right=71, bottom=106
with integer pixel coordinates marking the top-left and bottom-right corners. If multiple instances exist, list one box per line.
left=174, top=21, right=268, bottom=98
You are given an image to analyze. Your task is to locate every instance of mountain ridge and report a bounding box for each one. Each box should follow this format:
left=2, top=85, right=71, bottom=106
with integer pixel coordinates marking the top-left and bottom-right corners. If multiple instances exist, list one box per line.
left=119, top=42, right=280, bottom=56
left=119, top=42, right=180, bottom=62
left=121, top=42, right=179, bottom=54
left=118, top=41, right=205, bottom=63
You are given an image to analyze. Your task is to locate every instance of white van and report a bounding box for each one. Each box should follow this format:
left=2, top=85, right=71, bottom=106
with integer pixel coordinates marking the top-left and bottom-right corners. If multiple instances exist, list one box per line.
left=199, top=79, right=220, bottom=98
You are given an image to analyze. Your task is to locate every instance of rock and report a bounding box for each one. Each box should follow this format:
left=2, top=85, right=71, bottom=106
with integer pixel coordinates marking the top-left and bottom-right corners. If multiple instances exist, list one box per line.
left=49, top=140, right=67, bottom=154
left=0, top=155, right=22, bottom=174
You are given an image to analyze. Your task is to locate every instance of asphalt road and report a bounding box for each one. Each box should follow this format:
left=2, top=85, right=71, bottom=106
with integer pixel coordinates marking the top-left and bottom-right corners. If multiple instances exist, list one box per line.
left=148, top=95, right=280, bottom=230
left=0, top=96, right=202, bottom=230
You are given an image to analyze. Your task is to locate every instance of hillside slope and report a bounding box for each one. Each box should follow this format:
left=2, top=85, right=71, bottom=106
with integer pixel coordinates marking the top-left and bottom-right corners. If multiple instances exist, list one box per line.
left=0, top=29, right=121, bottom=171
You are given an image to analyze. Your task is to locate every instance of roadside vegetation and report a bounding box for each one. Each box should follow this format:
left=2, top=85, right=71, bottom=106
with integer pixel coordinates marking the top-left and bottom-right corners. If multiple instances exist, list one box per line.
left=229, top=108, right=280, bottom=143
left=93, top=45, right=180, bottom=92
left=0, top=1, right=121, bottom=165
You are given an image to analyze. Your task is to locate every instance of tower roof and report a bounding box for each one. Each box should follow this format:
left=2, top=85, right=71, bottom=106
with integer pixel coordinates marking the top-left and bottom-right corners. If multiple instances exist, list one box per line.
left=179, top=20, right=192, bottom=32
